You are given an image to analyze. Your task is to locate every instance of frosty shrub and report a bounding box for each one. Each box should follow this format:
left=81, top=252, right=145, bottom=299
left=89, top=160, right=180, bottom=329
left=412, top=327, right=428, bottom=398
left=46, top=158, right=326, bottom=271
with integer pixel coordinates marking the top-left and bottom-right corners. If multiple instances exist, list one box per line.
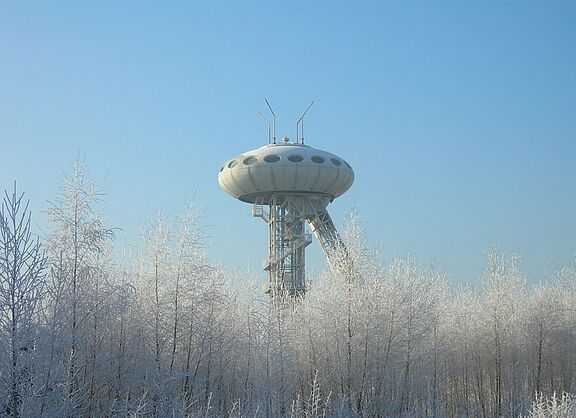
left=523, top=392, right=576, bottom=418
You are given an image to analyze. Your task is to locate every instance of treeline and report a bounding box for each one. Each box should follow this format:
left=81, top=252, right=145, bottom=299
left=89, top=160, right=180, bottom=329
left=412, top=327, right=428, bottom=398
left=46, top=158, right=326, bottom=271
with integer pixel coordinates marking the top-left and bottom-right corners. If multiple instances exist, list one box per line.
left=1, top=162, right=575, bottom=417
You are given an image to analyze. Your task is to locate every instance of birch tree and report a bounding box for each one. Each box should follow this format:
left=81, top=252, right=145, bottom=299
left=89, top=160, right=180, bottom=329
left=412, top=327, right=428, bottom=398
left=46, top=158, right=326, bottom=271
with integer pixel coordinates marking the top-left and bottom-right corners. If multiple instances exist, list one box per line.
left=0, top=184, right=47, bottom=417
left=44, top=161, right=114, bottom=414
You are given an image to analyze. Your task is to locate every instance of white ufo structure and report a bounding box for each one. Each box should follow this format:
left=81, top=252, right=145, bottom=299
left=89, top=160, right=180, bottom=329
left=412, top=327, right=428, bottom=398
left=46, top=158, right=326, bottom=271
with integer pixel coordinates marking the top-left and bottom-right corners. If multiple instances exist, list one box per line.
left=218, top=104, right=354, bottom=297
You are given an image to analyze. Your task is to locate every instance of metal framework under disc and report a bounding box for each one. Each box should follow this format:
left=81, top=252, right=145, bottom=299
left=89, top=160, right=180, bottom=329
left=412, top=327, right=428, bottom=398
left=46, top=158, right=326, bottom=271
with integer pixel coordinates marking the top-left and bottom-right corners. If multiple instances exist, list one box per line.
left=252, top=194, right=349, bottom=298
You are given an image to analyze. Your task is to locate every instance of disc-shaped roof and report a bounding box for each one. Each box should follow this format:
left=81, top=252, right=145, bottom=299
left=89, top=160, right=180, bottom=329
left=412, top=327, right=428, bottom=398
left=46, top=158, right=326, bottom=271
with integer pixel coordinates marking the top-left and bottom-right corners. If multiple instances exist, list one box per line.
left=218, top=141, right=354, bottom=204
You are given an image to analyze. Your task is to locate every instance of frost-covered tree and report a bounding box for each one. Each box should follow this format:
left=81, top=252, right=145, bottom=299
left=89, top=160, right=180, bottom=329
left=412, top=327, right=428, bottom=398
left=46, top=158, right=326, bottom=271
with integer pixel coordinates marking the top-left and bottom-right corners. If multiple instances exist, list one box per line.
left=476, top=249, right=527, bottom=416
left=523, top=392, right=576, bottom=418
left=43, top=161, right=114, bottom=415
left=526, top=281, right=563, bottom=394
left=129, top=204, right=238, bottom=415
left=0, top=184, right=47, bottom=417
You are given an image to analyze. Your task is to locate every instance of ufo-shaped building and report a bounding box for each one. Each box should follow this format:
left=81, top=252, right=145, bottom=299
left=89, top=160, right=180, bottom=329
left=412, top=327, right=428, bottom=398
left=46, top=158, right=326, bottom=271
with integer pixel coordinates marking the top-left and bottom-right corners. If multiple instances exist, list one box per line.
left=219, top=132, right=354, bottom=297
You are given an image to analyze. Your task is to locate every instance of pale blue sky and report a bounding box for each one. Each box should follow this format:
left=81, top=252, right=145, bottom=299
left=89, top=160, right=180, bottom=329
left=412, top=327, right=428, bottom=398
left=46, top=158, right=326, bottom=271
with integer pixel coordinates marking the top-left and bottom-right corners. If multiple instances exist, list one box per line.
left=1, top=1, right=575, bottom=283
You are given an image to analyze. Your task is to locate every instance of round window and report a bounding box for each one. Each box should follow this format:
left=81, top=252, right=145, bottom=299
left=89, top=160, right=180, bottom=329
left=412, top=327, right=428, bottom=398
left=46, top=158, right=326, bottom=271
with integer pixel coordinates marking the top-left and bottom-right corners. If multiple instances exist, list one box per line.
left=344, top=161, right=352, bottom=169
left=288, top=155, right=304, bottom=162
left=330, top=158, right=342, bottom=166
left=243, top=156, right=258, bottom=165
left=227, top=160, right=238, bottom=168
left=264, top=154, right=280, bottom=163
left=311, top=156, right=325, bottom=164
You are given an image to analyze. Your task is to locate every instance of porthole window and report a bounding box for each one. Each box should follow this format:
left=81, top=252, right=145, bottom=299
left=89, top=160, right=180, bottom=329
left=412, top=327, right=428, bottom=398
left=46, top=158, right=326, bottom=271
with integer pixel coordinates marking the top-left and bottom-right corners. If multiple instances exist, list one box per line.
left=330, top=158, right=342, bottom=166
left=288, top=155, right=303, bottom=162
left=311, top=156, right=325, bottom=164
left=344, top=161, right=352, bottom=169
left=227, top=160, right=238, bottom=168
left=243, top=156, right=258, bottom=165
left=219, top=166, right=224, bottom=172
left=264, top=154, right=280, bottom=163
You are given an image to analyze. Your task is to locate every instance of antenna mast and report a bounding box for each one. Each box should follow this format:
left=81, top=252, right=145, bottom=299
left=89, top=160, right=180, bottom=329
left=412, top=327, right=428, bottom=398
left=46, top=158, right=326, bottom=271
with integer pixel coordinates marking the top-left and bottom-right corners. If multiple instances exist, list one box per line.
left=265, top=99, right=276, bottom=144
left=296, top=100, right=314, bottom=144
left=257, top=111, right=272, bottom=144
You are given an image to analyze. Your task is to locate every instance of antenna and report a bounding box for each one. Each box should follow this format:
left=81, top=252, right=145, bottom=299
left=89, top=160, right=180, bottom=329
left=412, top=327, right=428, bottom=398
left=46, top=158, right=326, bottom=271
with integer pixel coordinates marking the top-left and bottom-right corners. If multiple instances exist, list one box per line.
left=296, top=100, right=314, bottom=144
left=265, top=99, right=276, bottom=144
left=257, top=111, right=272, bottom=144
